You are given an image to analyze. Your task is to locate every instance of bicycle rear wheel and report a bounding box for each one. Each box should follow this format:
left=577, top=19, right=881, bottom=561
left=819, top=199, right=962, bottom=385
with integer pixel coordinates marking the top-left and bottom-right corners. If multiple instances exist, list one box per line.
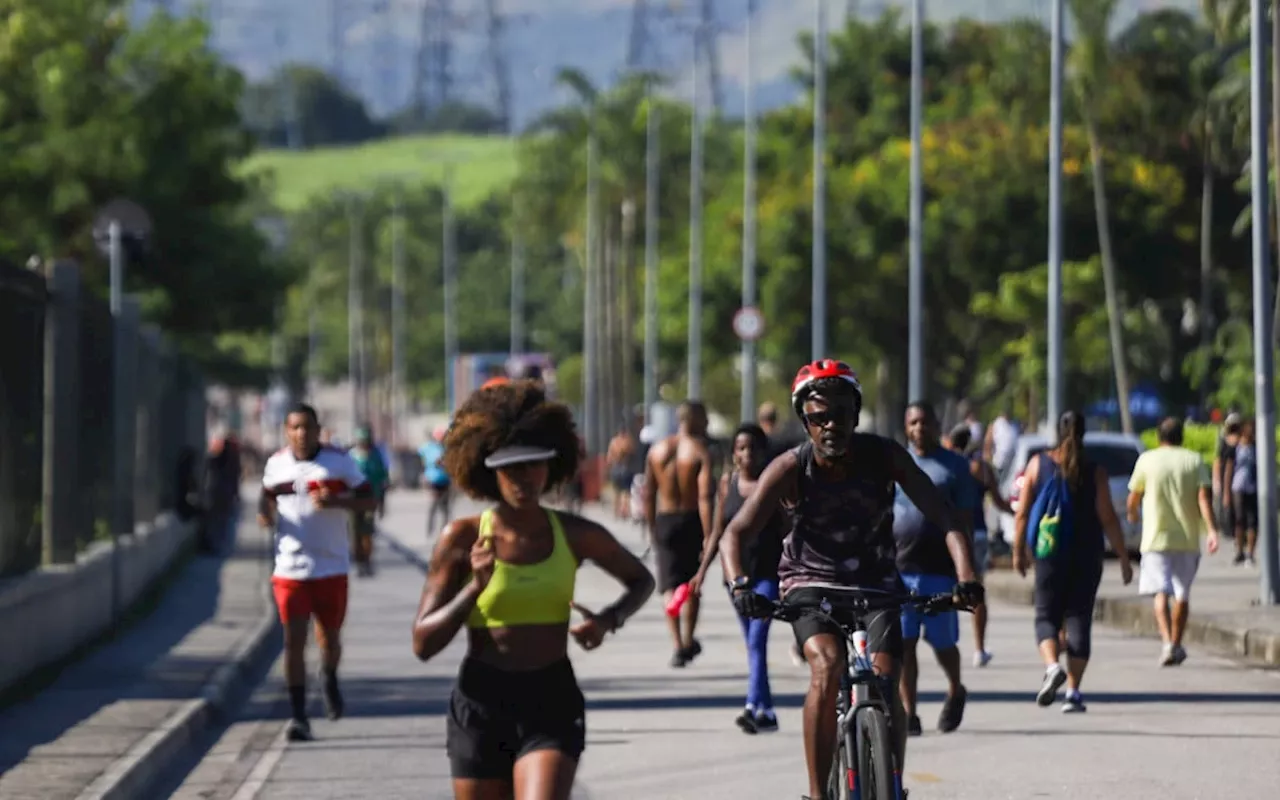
left=855, top=706, right=896, bottom=800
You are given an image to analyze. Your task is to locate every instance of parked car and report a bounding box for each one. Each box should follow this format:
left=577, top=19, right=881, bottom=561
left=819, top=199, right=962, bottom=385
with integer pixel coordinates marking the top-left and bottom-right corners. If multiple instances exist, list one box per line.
left=992, top=432, right=1144, bottom=557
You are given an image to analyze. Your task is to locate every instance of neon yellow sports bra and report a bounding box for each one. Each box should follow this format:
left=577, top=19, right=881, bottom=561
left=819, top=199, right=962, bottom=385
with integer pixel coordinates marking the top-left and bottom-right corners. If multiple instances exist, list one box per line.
left=466, top=509, right=578, bottom=629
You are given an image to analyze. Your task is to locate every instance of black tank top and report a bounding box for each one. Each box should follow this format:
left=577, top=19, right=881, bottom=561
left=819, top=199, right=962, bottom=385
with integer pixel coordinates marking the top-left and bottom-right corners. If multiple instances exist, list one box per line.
left=722, top=471, right=785, bottom=582
left=776, top=437, right=903, bottom=594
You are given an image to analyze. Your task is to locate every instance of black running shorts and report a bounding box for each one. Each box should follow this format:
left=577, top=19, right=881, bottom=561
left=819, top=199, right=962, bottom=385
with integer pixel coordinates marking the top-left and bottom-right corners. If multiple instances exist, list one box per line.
left=447, top=657, right=586, bottom=780
left=784, top=585, right=905, bottom=661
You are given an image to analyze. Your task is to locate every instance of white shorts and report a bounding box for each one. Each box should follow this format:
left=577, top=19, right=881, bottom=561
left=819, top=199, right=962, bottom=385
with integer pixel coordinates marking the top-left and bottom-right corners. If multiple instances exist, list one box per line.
left=1138, top=551, right=1200, bottom=601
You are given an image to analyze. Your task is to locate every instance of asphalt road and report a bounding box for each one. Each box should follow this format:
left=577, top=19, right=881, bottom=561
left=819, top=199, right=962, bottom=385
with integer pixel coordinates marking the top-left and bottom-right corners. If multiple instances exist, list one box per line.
left=167, top=492, right=1280, bottom=800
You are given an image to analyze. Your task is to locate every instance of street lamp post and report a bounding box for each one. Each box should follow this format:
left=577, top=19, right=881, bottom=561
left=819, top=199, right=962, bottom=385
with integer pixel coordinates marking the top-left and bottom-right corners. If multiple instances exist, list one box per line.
left=643, top=95, right=661, bottom=425
left=688, top=29, right=706, bottom=400
left=1047, top=0, right=1065, bottom=431
left=1249, top=0, right=1279, bottom=605
left=741, top=0, right=759, bottom=424
left=907, top=0, right=925, bottom=400
left=812, top=0, right=828, bottom=360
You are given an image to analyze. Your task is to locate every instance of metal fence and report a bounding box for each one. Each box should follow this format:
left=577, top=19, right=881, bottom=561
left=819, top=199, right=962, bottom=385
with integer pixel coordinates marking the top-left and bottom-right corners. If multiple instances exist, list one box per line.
left=0, top=260, right=206, bottom=577
left=0, top=262, right=47, bottom=576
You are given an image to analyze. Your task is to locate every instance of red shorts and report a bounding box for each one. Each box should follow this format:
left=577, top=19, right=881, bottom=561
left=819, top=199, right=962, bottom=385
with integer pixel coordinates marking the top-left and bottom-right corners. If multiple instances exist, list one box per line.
left=271, top=575, right=349, bottom=630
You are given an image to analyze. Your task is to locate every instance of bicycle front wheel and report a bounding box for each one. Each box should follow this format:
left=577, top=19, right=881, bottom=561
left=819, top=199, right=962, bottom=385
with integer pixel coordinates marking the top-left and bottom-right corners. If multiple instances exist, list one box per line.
left=855, top=706, right=897, bottom=800
left=826, top=733, right=852, bottom=800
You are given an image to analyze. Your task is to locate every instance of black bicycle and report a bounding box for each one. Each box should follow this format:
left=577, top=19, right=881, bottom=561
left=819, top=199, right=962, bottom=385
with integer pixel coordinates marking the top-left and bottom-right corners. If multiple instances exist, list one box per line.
left=771, top=586, right=970, bottom=800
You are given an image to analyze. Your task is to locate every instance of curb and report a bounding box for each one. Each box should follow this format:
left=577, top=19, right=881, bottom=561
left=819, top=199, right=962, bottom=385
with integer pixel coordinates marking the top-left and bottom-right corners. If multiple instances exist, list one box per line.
left=984, top=576, right=1280, bottom=667
left=76, top=596, right=282, bottom=800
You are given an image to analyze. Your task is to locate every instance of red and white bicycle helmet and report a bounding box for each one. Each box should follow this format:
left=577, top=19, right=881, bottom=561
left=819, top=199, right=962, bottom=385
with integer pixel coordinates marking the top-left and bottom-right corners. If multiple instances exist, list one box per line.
left=791, top=359, right=862, bottom=417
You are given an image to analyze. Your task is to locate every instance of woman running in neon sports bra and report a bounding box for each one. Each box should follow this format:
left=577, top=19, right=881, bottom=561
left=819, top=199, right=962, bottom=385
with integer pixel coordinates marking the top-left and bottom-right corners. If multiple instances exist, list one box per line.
left=412, top=380, right=655, bottom=800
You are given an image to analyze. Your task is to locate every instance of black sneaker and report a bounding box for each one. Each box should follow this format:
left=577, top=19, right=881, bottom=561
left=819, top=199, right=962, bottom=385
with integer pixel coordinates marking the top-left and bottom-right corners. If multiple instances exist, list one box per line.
left=754, top=711, right=778, bottom=732
left=286, top=718, right=312, bottom=742
left=734, top=709, right=758, bottom=734
left=685, top=639, right=703, bottom=661
left=322, top=676, right=345, bottom=721
left=670, top=650, right=689, bottom=668
left=907, top=714, right=922, bottom=737
left=938, top=685, right=967, bottom=733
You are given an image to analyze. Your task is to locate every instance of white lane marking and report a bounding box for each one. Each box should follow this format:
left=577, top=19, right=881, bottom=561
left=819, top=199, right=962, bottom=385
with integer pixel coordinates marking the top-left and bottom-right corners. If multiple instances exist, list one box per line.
left=230, top=725, right=290, bottom=800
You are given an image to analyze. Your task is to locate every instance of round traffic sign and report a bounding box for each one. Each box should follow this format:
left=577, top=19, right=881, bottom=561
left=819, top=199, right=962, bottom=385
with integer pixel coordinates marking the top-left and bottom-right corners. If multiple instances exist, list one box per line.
left=733, top=306, right=765, bottom=341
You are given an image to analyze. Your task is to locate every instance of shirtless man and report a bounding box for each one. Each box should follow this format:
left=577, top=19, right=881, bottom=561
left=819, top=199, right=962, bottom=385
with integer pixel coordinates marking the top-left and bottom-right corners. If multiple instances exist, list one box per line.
left=643, top=400, right=715, bottom=667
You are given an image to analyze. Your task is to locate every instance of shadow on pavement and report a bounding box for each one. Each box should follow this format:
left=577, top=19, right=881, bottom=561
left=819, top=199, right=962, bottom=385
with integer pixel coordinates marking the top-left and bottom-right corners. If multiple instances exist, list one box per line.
left=235, top=675, right=458, bottom=722
left=0, top=545, right=229, bottom=774
left=967, top=728, right=1280, bottom=740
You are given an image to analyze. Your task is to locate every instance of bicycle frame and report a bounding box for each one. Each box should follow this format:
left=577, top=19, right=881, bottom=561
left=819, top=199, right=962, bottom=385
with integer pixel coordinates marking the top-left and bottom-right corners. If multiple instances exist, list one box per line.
left=817, top=599, right=905, bottom=800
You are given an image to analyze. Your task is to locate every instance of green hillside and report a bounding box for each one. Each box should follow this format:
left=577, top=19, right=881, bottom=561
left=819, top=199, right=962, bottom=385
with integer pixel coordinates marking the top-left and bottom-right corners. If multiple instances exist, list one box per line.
left=241, top=134, right=518, bottom=211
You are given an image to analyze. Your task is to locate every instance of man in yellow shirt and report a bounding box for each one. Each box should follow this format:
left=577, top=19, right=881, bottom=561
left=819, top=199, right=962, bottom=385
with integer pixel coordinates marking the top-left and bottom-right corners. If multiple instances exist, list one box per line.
left=1126, top=417, right=1219, bottom=667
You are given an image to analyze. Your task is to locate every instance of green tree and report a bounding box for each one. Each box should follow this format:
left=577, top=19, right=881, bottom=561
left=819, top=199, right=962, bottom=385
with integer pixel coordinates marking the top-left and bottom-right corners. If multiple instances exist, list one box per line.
left=0, top=1, right=292, bottom=382
left=1069, top=0, right=1135, bottom=433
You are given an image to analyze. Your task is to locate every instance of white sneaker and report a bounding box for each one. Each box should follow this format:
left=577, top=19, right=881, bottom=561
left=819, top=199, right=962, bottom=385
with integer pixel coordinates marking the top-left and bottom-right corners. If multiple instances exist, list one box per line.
left=1159, top=643, right=1175, bottom=667
left=973, top=650, right=992, bottom=668
left=1037, top=663, right=1067, bottom=707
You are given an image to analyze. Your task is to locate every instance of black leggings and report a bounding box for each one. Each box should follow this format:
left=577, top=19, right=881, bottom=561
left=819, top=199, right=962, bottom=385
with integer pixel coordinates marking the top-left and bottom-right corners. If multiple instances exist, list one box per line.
left=1033, top=556, right=1103, bottom=660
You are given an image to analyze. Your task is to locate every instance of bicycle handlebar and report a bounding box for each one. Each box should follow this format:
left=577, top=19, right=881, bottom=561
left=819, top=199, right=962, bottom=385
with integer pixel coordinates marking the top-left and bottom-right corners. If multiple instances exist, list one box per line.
left=768, top=588, right=970, bottom=624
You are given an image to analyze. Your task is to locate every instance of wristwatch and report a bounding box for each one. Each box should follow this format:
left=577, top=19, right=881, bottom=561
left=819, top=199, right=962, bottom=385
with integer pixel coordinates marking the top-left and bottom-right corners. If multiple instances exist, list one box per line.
left=729, top=575, right=752, bottom=593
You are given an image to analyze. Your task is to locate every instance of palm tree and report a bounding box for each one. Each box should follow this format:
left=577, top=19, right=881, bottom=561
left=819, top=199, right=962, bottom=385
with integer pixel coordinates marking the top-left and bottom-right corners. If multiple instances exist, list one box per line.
left=1192, top=0, right=1248, bottom=402
left=1068, top=0, right=1133, bottom=434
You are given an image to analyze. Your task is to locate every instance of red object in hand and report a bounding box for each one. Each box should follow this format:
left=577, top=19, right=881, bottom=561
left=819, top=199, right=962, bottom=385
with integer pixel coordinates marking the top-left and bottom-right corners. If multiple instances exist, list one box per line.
left=306, top=478, right=350, bottom=495
left=665, top=583, right=692, bottom=618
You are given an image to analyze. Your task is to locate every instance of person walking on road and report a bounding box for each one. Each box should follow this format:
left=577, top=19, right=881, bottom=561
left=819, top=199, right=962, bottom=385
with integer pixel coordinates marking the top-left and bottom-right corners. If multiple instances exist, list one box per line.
left=642, top=400, right=716, bottom=667
left=1228, top=419, right=1259, bottom=567
left=259, top=403, right=379, bottom=742
left=605, top=424, right=640, bottom=521
left=895, top=403, right=977, bottom=736
left=946, top=425, right=1013, bottom=668
left=412, top=380, right=654, bottom=800
left=421, top=425, right=452, bottom=538
left=1212, top=413, right=1241, bottom=562
left=983, top=402, right=1021, bottom=485
left=689, top=423, right=786, bottom=735
left=1126, top=417, right=1220, bottom=667
left=1013, top=410, right=1133, bottom=713
left=348, top=426, right=389, bottom=577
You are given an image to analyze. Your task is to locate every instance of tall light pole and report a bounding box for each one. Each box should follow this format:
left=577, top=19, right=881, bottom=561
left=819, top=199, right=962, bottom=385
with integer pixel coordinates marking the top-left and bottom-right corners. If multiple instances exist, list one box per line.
left=346, top=196, right=363, bottom=435
left=687, top=29, right=706, bottom=400
left=811, top=0, right=828, bottom=360
left=584, top=106, right=601, bottom=454
left=443, top=166, right=459, bottom=417
left=511, top=145, right=526, bottom=355
left=1047, top=0, right=1065, bottom=430
left=643, top=94, right=661, bottom=425
left=907, top=0, right=925, bottom=401
left=390, top=195, right=405, bottom=448
left=1249, top=0, right=1279, bottom=605
left=741, top=0, right=759, bottom=423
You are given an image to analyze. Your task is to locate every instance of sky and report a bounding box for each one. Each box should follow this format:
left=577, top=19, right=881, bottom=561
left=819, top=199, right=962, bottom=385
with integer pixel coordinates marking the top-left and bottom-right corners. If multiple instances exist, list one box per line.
left=156, top=0, right=1202, bottom=128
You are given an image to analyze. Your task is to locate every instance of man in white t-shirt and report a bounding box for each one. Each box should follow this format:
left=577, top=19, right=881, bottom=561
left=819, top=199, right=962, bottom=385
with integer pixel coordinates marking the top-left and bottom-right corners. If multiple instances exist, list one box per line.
left=259, top=403, right=377, bottom=741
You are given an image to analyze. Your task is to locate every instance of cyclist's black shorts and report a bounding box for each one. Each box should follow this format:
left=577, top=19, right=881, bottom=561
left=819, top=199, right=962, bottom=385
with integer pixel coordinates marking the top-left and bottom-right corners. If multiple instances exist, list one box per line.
left=785, top=586, right=904, bottom=660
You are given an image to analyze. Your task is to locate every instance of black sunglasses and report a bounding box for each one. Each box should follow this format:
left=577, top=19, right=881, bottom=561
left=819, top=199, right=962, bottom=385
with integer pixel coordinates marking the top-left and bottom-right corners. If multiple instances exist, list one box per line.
left=803, top=407, right=856, bottom=428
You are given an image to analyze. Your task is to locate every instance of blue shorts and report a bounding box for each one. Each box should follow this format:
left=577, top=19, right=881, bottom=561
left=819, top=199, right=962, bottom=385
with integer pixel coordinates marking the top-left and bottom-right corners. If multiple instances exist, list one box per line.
left=900, top=573, right=959, bottom=649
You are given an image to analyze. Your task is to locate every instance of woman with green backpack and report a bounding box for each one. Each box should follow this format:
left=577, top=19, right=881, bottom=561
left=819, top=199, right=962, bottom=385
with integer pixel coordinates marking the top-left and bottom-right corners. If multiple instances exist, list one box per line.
left=1012, top=411, right=1133, bottom=713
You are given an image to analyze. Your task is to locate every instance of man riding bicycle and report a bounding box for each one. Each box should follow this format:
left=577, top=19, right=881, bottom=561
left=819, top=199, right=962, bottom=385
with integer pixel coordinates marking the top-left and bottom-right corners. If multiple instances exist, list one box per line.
left=720, top=359, right=983, bottom=800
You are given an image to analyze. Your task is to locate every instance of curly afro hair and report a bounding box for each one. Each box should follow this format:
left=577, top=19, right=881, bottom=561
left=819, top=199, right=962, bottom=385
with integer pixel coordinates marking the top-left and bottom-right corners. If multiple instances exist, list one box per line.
left=441, top=380, right=581, bottom=501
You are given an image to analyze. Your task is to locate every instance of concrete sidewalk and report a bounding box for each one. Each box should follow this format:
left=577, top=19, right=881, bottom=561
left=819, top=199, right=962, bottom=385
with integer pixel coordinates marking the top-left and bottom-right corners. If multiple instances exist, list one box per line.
left=984, top=549, right=1280, bottom=666
left=0, top=492, right=280, bottom=800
